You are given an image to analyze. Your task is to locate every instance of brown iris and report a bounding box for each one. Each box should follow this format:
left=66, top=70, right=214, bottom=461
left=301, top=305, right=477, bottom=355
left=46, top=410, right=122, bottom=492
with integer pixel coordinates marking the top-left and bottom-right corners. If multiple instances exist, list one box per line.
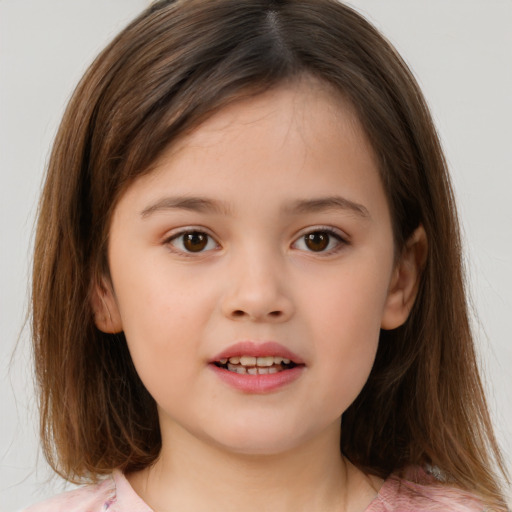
left=304, top=232, right=330, bottom=252
left=183, top=232, right=209, bottom=252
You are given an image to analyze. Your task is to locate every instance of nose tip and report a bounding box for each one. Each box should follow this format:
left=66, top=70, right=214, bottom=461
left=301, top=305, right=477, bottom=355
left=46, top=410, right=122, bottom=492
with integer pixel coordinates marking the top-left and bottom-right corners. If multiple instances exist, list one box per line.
left=221, top=259, right=294, bottom=323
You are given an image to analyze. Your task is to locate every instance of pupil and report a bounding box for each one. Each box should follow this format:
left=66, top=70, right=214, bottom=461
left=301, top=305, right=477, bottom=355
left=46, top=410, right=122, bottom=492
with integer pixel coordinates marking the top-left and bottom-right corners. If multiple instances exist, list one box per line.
left=305, top=232, right=329, bottom=251
left=184, top=232, right=207, bottom=252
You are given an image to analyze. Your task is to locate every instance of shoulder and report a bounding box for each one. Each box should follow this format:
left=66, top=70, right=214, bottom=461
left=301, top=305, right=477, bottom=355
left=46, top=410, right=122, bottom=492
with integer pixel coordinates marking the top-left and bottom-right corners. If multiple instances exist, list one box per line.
left=22, top=476, right=115, bottom=512
left=22, top=471, right=151, bottom=512
left=367, top=467, right=490, bottom=512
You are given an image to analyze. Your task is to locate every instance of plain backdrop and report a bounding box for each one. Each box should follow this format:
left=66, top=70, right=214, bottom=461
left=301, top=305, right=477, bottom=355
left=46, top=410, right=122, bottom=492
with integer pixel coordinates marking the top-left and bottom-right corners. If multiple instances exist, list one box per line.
left=1, top=1, right=511, bottom=511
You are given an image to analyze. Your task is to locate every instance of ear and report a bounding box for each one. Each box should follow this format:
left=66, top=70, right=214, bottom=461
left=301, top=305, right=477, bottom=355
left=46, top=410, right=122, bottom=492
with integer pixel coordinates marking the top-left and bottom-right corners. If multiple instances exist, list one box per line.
left=381, top=225, right=428, bottom=330
left=90, top=277, right=123, bottom=334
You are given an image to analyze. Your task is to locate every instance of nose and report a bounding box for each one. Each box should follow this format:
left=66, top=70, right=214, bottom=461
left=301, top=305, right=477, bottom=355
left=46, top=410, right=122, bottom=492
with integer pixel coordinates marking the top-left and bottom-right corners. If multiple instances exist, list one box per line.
left=221, top=247, right=295, bottom=323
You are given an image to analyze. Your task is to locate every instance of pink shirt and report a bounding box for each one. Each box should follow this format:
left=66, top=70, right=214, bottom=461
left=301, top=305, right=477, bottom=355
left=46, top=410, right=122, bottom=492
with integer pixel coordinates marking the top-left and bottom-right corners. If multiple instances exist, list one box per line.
left=24, top=467, right=488, bottom=512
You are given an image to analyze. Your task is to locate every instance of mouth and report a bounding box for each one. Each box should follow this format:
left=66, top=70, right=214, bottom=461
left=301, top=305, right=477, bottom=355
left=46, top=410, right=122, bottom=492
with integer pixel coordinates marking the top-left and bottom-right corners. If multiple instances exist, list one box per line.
left=209, top=341, right=305, bottom=392
left=213, top=355, right=299, bottom=375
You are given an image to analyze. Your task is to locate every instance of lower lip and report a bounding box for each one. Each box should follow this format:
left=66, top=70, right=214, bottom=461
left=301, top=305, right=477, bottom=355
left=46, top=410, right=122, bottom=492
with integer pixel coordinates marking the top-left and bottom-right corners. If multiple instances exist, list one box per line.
left=209, top=364, right=304, bottom=393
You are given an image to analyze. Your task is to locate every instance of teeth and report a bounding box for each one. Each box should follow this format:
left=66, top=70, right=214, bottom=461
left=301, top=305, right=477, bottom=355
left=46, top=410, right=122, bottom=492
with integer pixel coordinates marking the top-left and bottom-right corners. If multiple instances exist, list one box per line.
left=221, top=355, right=296, bottom=375
left=227, top=365, right=279, bottom=375
left=239, top=356, right=256, bottom=366
left=228, top=363, right=247, bottom=374
left=226, top=355, right=292, bottom=367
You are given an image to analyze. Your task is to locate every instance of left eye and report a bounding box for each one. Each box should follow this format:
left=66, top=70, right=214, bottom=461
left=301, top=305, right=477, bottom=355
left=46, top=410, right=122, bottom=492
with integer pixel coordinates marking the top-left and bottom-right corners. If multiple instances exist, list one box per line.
left=168, top=231, right=218, bottom=253
left=293, top=230, right=345, bottom=253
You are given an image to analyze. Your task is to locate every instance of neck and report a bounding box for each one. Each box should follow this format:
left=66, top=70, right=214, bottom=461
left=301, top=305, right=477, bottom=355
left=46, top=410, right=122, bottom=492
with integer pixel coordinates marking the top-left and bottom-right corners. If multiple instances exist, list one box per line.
left=128, top=421, right=382, bottom=512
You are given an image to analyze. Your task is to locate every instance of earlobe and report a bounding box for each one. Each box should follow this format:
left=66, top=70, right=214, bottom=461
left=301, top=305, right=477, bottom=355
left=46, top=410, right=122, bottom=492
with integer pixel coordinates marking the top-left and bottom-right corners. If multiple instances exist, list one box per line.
left=90, top=277, right=123, bottom=334
left=381, top=225, right=428, bottom=330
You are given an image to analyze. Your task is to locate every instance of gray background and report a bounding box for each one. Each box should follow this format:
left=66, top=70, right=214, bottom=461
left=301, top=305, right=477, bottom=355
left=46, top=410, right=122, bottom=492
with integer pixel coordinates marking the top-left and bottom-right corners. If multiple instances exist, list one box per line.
left=1, top=1, right=511, bottom=510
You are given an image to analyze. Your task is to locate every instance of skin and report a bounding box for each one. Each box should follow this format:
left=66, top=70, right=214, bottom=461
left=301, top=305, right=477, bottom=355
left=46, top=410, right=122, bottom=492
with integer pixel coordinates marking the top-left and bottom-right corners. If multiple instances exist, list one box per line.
left=94, top=79, right=426, bottom=512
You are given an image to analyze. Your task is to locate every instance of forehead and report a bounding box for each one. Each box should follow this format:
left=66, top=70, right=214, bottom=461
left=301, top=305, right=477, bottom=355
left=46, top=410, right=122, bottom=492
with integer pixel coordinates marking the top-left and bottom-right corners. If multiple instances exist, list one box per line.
left=114, top=80, right=386, bottom=223
left=181, top=79, right=353, bottom=138
left=151, top=79, right=375, bottom=177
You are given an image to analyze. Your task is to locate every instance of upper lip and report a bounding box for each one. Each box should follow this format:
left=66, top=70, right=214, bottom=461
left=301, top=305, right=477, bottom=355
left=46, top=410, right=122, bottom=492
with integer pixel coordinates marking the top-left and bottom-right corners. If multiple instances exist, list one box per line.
left=210, top=341, right=304, bottom=365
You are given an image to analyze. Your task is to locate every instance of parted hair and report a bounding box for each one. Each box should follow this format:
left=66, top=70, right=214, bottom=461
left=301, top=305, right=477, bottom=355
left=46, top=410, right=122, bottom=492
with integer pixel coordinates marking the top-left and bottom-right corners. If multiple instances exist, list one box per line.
left=32, top=0, right=509, bottom=508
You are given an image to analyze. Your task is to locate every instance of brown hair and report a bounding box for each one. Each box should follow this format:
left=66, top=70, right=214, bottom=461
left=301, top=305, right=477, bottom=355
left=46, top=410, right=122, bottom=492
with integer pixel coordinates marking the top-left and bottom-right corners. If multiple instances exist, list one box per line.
left=32, top=0, right=509, bottom=507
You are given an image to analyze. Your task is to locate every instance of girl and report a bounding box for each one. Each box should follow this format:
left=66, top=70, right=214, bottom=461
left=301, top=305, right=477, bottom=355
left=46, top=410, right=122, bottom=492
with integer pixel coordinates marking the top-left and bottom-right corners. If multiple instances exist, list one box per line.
left=26, top=0, right=510, bottom=510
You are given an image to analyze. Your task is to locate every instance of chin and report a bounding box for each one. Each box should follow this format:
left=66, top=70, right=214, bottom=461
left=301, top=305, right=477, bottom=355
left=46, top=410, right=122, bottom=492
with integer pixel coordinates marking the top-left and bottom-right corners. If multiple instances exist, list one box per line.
left=202, top=422, right=324, bottom=458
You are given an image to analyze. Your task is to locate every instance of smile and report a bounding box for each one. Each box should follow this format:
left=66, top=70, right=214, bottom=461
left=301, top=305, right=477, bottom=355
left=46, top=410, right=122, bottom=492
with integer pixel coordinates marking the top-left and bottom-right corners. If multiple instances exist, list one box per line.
left=214, top=355, right=297, bottom=375
left=209, top=342, right=305, bottom=393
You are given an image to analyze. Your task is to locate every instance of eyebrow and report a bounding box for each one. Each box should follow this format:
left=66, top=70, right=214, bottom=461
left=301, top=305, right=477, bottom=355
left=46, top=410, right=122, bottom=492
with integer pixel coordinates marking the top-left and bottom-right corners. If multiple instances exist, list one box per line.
left=141, top=196, right=232, bottom=218
left=140, top=195, right=370, bottom=219
left=284, top=196, right=370, bottom=219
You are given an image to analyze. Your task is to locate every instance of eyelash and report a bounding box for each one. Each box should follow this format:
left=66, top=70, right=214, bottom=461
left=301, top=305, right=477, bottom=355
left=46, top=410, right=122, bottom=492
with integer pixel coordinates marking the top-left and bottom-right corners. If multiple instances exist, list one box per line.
left=164, top=228, right=219, bottom=256
left=164, top=227, right=348, bottom=256
left=292, top=227, right=348, bottom=255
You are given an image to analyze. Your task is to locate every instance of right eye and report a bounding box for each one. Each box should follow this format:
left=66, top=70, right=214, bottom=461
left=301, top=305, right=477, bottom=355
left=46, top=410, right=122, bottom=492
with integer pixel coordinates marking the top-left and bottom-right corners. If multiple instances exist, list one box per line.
left=167, top=230, right=218, bottom=254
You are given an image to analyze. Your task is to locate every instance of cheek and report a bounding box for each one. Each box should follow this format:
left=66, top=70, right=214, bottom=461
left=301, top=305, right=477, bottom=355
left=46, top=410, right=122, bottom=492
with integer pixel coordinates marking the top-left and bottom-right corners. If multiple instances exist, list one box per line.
left=311, top=309, right=380, bottom=423
left=302, top=257, right=392, bottom=412
left=111, top=264, right=212, bottom=378
left=113, top=250, right=208, bottom=332
left=117, top=285, right=209, bottom=416
left=305, top=254, right=392, bottom=340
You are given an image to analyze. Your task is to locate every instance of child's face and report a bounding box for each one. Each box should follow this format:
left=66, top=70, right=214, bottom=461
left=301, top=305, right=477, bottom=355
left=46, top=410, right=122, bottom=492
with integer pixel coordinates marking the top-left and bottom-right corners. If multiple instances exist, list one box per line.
left=100, top=80, right=412, bottom=456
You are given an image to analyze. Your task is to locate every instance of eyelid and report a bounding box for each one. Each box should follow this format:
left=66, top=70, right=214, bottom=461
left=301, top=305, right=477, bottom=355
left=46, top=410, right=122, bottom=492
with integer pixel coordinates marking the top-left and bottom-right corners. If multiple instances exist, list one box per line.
left=161, top=224, right=349, bottom=256
left=291, top=225, right=350, bottom=254
left=163, top=226, right=220, bottom=255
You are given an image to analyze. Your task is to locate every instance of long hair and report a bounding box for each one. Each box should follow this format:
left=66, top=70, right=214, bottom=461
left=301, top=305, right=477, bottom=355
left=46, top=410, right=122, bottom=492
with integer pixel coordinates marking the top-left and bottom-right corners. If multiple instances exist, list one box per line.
left=32, top=0, right=509, bottom=507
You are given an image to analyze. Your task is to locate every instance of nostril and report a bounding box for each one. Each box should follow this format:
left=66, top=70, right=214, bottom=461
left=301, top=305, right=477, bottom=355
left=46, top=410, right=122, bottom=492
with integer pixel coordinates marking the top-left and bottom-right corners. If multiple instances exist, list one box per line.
left=230, top=309, right=283, bottom=319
